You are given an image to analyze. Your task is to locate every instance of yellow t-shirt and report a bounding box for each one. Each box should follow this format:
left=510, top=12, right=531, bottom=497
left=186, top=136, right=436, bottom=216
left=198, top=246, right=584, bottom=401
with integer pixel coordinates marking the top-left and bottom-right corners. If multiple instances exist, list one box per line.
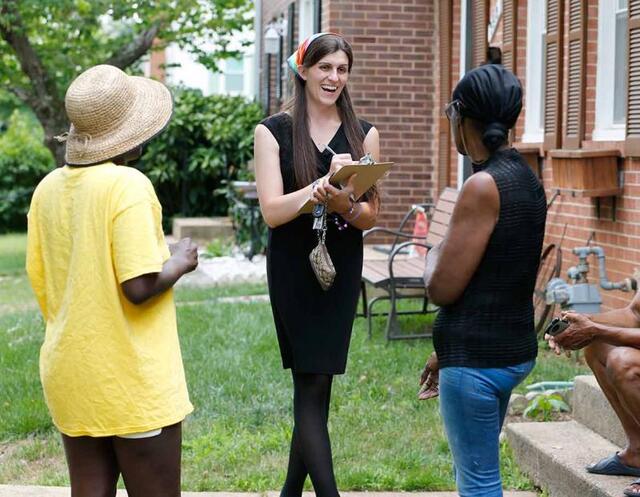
left=26, top=162, right=193, bottom=437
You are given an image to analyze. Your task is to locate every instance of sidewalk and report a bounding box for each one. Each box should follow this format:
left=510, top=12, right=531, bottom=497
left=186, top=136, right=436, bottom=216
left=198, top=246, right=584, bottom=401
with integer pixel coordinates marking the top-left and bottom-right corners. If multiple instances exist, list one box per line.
left=0, top=487, right=537, bottom=497
left=176, top=244, right=398, bottom=288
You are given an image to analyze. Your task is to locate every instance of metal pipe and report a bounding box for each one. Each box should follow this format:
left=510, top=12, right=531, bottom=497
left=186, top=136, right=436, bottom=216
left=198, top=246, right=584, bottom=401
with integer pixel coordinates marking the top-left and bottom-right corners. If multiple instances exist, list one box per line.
left=572, top=246, right=635, bottom=292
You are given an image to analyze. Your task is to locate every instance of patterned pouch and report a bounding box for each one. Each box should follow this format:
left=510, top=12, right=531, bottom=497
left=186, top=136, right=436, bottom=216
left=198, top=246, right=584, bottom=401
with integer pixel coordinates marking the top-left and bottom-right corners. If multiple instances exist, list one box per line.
left=309, top=204, right=336, bottom=291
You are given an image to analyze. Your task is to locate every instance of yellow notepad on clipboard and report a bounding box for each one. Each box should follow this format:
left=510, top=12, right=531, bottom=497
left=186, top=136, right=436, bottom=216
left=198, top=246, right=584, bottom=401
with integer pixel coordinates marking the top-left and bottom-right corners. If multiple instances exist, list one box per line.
left=298, top=162, right=393, bottom=214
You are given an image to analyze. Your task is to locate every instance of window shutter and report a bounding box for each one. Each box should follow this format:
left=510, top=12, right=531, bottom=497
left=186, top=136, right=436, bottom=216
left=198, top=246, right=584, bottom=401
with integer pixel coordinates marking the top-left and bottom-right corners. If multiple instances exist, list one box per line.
left=471, top=0, right=489, bottom=67
left=502, top=0, right=517, bottom=73
left=543, top=0, right=564, bottom=150
left=288, top=3, right=296, bottom=55
left=313, top=0, right=322, bottom=33
left=438, top=0, right=453, bottom=191
left=626, top=0, right=640, bottom=156
left=563, top=0, right=586, bottom=149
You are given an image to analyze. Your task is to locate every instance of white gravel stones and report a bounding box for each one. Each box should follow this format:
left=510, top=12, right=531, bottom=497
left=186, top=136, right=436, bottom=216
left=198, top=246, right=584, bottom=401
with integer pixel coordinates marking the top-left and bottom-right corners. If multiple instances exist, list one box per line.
left=177, top=252, right=267, bottom=287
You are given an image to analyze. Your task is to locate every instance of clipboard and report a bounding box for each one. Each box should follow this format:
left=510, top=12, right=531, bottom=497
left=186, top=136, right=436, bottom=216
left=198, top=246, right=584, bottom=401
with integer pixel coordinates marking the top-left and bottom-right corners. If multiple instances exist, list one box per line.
left=298, top=162, right=393, bottom=214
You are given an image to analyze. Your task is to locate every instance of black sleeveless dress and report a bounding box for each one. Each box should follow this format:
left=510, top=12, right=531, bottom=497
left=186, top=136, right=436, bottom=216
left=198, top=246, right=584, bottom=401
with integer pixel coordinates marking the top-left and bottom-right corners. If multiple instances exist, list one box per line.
left=260, top=112, right=373, bottom=375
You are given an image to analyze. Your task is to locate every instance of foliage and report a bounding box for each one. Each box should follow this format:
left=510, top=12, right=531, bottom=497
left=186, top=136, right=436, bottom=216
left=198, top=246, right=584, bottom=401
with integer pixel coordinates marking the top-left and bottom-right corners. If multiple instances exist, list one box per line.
left=138, top=88, right=264, bottom=225
left=0, top=90, right=20, bottom=126
left=0, top=0, right=253, bottom=101
left=0, top=111, right=54, bottom=232
left=0, top=0, right=253, bottom=163
left=203, top=237, right=234, bottom=258
left=523, top=392, right=570, bottom=421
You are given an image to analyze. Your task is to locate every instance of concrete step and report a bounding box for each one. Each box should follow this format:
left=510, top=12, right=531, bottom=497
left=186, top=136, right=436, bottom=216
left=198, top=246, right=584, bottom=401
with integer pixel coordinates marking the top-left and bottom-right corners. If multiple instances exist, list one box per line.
left=505, top=420, right=631, bottom=497
left=0, top=487, right=537, bottom=497
left=573, top=375, right=626, bottom=448
left=172, top=217, right=234, bottom=242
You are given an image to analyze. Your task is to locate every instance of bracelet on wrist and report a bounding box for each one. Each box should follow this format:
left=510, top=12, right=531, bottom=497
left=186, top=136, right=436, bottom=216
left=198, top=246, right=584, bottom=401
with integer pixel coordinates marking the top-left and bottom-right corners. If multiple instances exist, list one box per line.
left=338, top=199, right=355, bottom=217
left=344, top=202, right=362, bottom=222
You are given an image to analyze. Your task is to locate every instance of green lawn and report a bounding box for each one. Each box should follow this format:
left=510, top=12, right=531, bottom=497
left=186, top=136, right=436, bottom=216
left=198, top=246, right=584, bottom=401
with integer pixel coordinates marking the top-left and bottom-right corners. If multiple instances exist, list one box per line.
left=0, top=233, right=27, bottom=275
left=0, top=234, right=590, bottom=490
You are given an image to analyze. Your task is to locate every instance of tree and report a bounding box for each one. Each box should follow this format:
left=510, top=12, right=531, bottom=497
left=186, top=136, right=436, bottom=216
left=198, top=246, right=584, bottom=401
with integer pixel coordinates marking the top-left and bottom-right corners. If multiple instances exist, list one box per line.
left=0, top=0, right=252, bottom=165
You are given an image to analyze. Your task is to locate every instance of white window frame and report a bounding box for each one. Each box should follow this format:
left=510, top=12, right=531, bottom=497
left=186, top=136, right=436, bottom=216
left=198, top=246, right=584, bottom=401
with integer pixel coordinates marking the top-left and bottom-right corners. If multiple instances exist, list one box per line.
left=298, top=0, right=315, bottom=43
left=223, top=57, right=245, bottom=96
left=594, top=0, right=627, bottom=141
left=522, top=0, right=546, bottom=143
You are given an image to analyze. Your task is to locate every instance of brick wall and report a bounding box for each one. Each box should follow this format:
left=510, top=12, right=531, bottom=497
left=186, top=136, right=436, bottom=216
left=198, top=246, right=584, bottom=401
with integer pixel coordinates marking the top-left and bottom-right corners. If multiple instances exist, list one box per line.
left=440, top=0, right=640, bottom=311
left=540, top=0, right=638, bottom=311
left=513, top=0, right=529, bottom=140
left=262, top=0, right=292, bottom=113
left=447, top=0, right=462, bottom=189
left=260, top=0, right=439, bottom=237
left=495, top=0, right=639, bottom=311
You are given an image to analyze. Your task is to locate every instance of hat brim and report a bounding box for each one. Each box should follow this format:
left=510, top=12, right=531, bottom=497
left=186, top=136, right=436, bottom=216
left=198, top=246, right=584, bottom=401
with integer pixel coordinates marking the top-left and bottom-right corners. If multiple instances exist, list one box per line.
left=65, top=76, right=173, bottom=166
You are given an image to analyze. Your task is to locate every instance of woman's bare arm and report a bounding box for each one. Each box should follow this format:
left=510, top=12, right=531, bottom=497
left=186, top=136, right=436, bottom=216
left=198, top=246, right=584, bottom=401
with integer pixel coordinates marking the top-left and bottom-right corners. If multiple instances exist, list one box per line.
left=424, top=172, right=499, bottom=306
left=254, top=124, right=318, bottom=228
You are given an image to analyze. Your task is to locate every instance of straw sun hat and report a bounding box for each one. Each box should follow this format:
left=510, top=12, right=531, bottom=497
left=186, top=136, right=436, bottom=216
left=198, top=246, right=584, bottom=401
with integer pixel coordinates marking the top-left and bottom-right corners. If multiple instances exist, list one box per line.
left=57, top=64, right=173, bottom=165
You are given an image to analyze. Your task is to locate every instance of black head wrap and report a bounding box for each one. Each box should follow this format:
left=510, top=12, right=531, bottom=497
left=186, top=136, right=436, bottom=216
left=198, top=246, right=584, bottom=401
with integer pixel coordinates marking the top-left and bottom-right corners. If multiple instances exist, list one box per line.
left=452, top=64, right=522, bottom=152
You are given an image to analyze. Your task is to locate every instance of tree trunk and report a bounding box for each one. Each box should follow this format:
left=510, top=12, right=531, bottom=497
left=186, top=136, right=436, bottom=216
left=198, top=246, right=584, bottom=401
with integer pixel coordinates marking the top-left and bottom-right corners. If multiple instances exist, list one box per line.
left=35, top=101, right=69, bottom=167
left=45, top=129, right=68, bottom=167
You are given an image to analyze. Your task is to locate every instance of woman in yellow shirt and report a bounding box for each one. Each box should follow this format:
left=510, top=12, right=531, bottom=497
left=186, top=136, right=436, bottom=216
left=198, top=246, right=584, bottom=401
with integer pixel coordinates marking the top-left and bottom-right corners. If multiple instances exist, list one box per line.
left=26, top=64, right=197, bottom=497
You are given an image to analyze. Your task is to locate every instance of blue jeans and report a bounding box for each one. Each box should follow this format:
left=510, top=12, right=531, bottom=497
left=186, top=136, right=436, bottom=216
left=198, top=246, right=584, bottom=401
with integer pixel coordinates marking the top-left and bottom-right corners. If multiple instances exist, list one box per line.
left=439, top=360, right=535, bottom=497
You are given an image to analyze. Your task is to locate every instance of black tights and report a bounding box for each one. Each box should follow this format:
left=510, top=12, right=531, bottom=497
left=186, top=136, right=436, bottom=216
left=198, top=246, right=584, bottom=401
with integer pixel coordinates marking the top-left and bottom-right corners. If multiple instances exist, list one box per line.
left=281, top=372, right=339, bottom=497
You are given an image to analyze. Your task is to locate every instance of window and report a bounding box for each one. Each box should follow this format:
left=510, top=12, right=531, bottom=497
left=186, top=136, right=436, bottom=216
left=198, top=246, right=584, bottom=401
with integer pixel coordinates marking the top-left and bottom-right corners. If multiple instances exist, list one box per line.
left=298, top=0, right=321, bottom=43
left=207, top=57, right=249, bottom=96
left=224, top=58, right=244, bottom=94
left=523, top=0, right=546, bottom=143
left=298, top=0, right=314, bottom=42
left=594, top=0, right=628, bottom=140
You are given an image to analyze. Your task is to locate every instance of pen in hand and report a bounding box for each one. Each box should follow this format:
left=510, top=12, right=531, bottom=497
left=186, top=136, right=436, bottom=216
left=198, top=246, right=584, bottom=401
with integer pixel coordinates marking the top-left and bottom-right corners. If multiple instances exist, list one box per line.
left=322, top=144, right=337, bottom=156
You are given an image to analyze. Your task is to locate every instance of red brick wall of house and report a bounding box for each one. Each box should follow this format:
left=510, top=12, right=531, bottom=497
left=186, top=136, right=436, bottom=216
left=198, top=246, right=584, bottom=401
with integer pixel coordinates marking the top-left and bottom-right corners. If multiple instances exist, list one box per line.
left=447, top=0, right=462, bottom=190
left=443, top=0, right=640, bottom=312
left=513, top=0, right=529, bottom=141
left=540, top=0, right=638, bottom=311
left=500, top=0, right=639, bottom=311
left=260, top=0, right=439, bottom=238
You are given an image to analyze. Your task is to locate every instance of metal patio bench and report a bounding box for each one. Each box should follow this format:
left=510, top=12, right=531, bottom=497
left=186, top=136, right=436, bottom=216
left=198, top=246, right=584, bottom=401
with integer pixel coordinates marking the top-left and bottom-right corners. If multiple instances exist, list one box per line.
left=359, top=187, right=459, bottom=340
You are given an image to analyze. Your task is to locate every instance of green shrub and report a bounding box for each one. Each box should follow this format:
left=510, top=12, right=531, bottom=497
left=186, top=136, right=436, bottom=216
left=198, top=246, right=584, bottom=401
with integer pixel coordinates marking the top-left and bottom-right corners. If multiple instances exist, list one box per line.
left=0, top=110, right=55, bottom=232
left=139, top=88, right=264, bottom=229
left=202, top=237, right=234, bottom=258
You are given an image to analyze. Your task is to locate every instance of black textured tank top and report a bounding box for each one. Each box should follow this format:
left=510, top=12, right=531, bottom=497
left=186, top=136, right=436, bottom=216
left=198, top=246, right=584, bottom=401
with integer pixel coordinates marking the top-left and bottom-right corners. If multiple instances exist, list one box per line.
left=433, top=148, right=547, bottom=369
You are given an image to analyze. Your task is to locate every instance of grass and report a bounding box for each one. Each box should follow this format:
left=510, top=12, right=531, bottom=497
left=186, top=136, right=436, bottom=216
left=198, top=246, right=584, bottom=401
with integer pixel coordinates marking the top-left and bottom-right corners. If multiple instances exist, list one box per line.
left=0, top=233, right=590, bottom=490
left=0, top=233, right=27, bottom=275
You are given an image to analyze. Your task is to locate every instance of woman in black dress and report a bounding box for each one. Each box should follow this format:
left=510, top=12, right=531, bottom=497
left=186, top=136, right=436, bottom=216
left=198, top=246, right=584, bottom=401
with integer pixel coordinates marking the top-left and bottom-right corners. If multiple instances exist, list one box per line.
left=253, top=33, right=380, bottom=497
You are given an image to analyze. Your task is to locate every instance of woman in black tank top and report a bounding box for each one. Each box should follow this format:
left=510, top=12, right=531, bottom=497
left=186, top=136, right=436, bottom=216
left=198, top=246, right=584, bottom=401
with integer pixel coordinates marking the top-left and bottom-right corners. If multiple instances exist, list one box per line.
left=253, top=34, right=380, bottom=497
left=420, top=65, right=547, bottom=497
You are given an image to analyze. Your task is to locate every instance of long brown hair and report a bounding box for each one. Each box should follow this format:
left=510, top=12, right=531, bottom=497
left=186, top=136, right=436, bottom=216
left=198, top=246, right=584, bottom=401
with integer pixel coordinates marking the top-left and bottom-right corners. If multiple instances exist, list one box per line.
left=289, top=35, right=376, bottom=201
